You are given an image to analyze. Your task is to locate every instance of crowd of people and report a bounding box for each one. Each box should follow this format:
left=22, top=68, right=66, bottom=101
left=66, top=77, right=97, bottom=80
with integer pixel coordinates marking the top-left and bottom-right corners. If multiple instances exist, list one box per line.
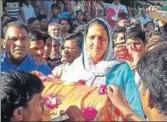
left=1, top=0, right=167, bottom=121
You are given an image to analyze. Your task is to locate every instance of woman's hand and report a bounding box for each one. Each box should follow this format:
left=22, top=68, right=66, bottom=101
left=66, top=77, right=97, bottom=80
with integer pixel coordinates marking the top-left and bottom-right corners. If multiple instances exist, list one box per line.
left=114, top=44, right=133, bottom=62
left=147, top=5, right=166, bottom=26
left=107, top=85, right=145, bottom=121
left=31, top=70, right=45, bottom=78
left=107, top=85, right=134, bottom=117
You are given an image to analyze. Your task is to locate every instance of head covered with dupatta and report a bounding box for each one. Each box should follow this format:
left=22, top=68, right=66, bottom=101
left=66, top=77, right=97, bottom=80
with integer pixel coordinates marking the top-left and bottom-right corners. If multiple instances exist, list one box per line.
left=64, top=18, right=121, bottom=86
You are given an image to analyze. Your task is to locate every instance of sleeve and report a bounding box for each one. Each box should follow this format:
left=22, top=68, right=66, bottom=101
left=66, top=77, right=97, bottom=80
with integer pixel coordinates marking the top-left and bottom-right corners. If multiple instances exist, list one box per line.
left=52, top=65, right=64, bottom=79
left=122, top=63, right=144, bottom=118
left=122, top=5, right=128, bottom=13
left=106, top=63, right=144, bottom=118
left=160, top=23, right=167, bottom=41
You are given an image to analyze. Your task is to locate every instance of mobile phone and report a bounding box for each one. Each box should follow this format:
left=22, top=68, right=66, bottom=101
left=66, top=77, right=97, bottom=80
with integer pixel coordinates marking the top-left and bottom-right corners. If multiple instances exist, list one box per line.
left=50, top=114, right=69, bottom=121
left=149, top=10, right=167, bottom=22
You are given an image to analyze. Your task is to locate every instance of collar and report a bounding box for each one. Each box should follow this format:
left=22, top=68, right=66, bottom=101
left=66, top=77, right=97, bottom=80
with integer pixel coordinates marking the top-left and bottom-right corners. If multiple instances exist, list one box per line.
left=2, top=52, right=34, bottom=66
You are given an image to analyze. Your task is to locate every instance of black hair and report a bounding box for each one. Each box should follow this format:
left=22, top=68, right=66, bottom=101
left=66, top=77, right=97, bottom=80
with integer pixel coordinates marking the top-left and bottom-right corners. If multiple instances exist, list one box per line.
left=51, top=3, right=61, bottom=10
left=156, top=2, right=162, bottom=6
left=125, top=26, right=146, bottom=43
left=76, top=10, right=84, bottom=16
left=3, top=17, right=18, bottom=28
left=84, top=11, right=91, bottom=15
left=112, top=27, right=126, bottom=43
left=59, top=18, right=71, bottom=25
left=144, top=21, right=155, bottom=29
left=27, top=17, right=39, bottom=25
left=42, top=32, right=51, bottom=43
left=137, top=41, right=167, bottom=116
left=129, top=19, right=141, bottom=27
left=59, top=18, right=73, bottom=33
left=3, top=22, right=28, bottom=39
left=1, top=14, right=10, bottom=21
left=10, top=17, right=18, bottom=21
left=28, top=29, right=44, bottom=42
left=76, top=10, right=84, bottom=21
left=118, top=12, right=128, bottom=19
left=37, top=14, right=47, bottom=22
left=63, top=32, right=83, bottom=49
left=83, top=11, right=92, bottom=21
left=1, top=71, right=44, bottom=122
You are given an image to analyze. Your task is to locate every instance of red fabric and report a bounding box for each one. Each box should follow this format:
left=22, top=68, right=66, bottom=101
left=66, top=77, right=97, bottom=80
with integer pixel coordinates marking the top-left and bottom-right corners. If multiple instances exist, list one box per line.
left=106, top=8, right=123, bottom=27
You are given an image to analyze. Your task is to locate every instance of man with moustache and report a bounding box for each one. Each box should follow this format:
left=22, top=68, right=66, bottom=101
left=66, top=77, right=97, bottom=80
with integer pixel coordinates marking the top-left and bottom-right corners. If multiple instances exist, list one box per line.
left=1, top=22, right=51, bottom=75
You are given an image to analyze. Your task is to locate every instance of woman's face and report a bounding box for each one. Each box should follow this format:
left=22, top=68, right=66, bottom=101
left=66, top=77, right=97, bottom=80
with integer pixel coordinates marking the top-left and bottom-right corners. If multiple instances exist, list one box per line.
left=86, top=24, right=109, bottom=63
left=30, top=20, right=40, bottom=30
left=77, top=12, right=84, bottom=21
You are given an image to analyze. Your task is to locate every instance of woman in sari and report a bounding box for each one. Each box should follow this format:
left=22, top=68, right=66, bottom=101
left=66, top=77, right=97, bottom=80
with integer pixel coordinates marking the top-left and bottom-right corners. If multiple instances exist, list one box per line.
left=52, top=18, right=144, bottom=118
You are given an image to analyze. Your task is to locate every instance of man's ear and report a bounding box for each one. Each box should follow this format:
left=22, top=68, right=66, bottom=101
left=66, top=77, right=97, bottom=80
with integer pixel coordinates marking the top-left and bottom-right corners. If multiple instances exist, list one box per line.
left=147, top=90, right=157, bottom=109
left=13, top=107, right=24, bottom=121
left=2, top=39, right=6, bottom=48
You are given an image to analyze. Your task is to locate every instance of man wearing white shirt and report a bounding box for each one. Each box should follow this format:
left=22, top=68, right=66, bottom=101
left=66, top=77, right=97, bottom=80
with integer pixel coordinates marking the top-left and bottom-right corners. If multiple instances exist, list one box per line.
left=20, top=1, right=36, bottom=23
left=52, top=32, right=82, bottom=82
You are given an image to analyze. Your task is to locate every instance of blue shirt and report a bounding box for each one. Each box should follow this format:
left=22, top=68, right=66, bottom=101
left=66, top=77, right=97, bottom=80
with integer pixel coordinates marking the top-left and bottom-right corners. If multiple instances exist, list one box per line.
left=49, top=12, right=75, bottom=23
left=106, top=62, right=144, bottom=118
left=1, top=53, right=51, bottom=75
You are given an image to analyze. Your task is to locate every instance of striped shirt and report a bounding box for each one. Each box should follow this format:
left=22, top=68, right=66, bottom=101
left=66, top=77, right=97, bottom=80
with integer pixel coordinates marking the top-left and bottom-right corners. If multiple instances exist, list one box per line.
left=5, top=2, right=20, bottom=18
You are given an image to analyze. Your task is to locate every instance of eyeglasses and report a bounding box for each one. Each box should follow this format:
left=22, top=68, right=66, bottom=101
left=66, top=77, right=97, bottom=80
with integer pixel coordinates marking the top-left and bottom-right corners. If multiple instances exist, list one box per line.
left=60, top=46, right=76, bottom=51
